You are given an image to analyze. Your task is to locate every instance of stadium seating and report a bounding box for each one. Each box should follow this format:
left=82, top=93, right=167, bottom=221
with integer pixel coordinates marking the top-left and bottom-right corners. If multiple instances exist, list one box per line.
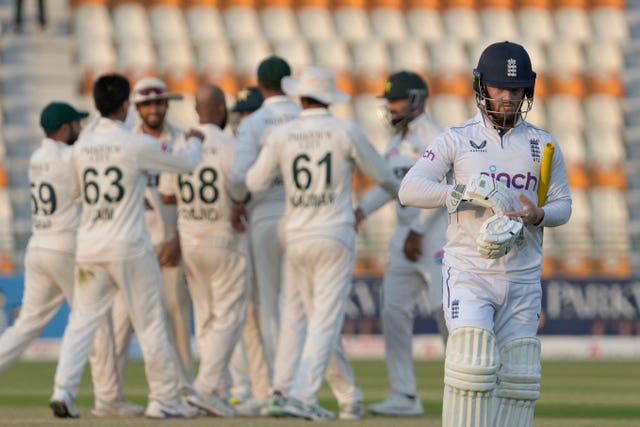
left=0, top=0, right=634, bottom=278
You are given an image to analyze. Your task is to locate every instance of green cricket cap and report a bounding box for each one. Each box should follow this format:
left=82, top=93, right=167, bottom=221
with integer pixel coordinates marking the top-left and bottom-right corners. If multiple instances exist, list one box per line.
left=40, top=102, right=89, bottom=134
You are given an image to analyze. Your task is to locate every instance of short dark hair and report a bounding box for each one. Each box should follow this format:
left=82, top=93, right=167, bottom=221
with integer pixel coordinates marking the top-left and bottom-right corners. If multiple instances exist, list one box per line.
left=93, top=74, right=131, bottom=117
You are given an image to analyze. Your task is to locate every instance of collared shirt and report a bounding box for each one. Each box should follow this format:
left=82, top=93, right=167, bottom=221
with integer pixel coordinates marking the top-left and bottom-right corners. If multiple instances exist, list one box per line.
left=133, top=122, right=183, bottom=248
left=399, top=110, right=572, bottom=281
left=246, top=107, right=398, bottom=246
left=159, top=124, right=244, bottom=252
left=229, top=95, right=301, bottom=224
left=27, top=138, right=80, bottom=254
left=73, top=117, right=201, bottom=262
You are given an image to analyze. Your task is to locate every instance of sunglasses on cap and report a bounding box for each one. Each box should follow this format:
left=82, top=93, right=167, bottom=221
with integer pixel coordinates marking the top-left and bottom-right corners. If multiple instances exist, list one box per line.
left=137, top=87, right=167, bottom=96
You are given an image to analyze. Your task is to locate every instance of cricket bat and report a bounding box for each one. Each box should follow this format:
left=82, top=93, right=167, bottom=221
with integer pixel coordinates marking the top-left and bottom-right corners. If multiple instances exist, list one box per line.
left=537, top=142, right=555, bottom=207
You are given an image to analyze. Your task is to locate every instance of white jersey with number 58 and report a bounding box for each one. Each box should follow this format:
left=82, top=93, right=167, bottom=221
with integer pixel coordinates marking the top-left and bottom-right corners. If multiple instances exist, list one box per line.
left=72, top=118, right=201, bottom=262
left=246, top=108, right=398, bottom=245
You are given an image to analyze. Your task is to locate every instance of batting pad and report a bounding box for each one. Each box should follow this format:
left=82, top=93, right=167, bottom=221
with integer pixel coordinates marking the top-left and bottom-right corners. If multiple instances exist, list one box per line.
left=493, top=337, right=541, bottom=427
left=443, top=327, right=499, bottom=427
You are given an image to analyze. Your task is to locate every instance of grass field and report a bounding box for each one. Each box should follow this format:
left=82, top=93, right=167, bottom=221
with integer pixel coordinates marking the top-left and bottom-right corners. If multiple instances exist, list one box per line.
left=1, top=359, right=639, bottom=426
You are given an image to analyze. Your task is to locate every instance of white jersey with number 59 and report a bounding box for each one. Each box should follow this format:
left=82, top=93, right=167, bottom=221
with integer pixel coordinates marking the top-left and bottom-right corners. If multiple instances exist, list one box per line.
left=28, top=138, right=80, bottom=254
left=246, top=108, right=398, bottom=245
left=159, top=124, right=240, bottom=251
left=72, top=118, right=201, bottom=263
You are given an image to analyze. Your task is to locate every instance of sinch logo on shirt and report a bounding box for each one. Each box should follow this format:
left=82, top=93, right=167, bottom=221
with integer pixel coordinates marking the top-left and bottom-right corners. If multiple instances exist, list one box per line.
left=481, top=166, right=538, bottom=191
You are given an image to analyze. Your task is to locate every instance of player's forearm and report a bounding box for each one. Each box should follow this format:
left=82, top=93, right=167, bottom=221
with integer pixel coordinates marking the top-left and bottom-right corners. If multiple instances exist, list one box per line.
left=399, top=171, right=449, bottom=209
left=358, top=186, right=392, bottom=216
left=537, top=198, right=571, bottom=228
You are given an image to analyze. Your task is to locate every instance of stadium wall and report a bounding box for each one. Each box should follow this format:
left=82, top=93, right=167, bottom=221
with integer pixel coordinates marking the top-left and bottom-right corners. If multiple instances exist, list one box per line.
left=1, top=274, right=639, bottom=360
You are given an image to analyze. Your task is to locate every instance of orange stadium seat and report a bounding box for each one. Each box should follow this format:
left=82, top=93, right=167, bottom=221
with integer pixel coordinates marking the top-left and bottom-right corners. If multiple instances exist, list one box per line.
left=149, top=3, right=190, bottom=43
left=551, top=128, right=589, bottom=189
left=296, top=0, right=335, bottom=42
left=547, top=39, right=586, bottom=99
left=479, top=0, right=518, bottom=41
left=117, top=39, right=157, bottom=84
left=312, top=38, right=355, bottom=96
left=77, top=38, right=117, bottom=94
left=389, top=39, right=431, bottom=78
left=554, top=188, right=593, bottom=278
left=195, top=39, right=237, bottom=96
left=111, top=2, right=151, bottom=43
left=233, top=38, right=272, bottom=88
left=406, top=0, right=444, bottom=44
left=553, top=0, right=590, bottom=44
left=334, top=0, right=371, bottom=43
left=0, top=166, right=8, bottom=188
left=591, top=0, right=628, bottom=44
left=273, top=39, right=313, bottom=75
left=370, top=0, right=408, bottom=42
left=352, top=39, right=390, bottom=95
left=185, top=0, right=227, bottom=43
left=260, top=0, right=299, bottom=42
left=442, top=0, right=481, bottom=44
left=73, top=1, right=112, bottom=40
left=516, top=0, right=554, bottom=45
left=223, top=0, right=263, bottom=41
left=587, top=126, right=627, bottom=190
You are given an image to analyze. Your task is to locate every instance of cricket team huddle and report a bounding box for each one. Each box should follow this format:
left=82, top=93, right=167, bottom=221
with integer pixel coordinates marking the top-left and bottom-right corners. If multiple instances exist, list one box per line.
left=0, top=40, right=572, bottom=426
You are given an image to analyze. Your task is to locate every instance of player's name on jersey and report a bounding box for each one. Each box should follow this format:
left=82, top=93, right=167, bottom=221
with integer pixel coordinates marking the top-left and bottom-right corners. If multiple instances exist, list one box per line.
left=288, top=130, right=332, bottom=146
left=79, top=144, right=122, bottom=162
left=290, top=191, right=335, bottom=208
left=29, top=163, right=51, bottom=174
left=90, top=207, right=115, bottom=222
left=178, top=206, right=221, bottom=221
left=33, top=218, right=52, bottom=229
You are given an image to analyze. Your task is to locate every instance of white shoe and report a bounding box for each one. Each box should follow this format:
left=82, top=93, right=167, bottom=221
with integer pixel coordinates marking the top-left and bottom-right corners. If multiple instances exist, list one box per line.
left=145, top=400, right=200, bottom=418
left=234, top=397, right=269, bottom=416
left=339, top=400, right=364, bottom=420
left=283, top=397, right=336, bottom=422
left=91, top=399, right=145, bottom=417
left=50, top=388, right=79, bottom=418
left=186, top=391, right=237, bottom=417
left=369, top=393, right=424, bottom=416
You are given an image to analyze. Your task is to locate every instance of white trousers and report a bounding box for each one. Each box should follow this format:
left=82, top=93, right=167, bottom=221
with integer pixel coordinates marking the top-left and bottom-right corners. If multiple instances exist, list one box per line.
left=285, top=236, right=361, bottom=406
left=183, top=245, right=248, bottom=395
left=248, top=217, right=283, bottom=378
left=442, top=265, right=542, bottom=344
left=53, top=249, right=179, bottom=404
left=94, top=254, right=193, bottom=399
left=229, top=275, right=270, bottom=400
left=381, top=221, right=447, bottom=397
left=0, top=247, right=119, bottom=404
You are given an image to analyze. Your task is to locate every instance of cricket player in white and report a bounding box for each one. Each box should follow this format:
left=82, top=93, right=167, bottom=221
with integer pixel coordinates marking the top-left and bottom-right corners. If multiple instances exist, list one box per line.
left=356, top=71, right=449, bottom=417
left=246, top=66, right=399, bottom=421
left=159, top=84, right=245, bottom=417
left=227, top=86, right=271, bottom=414
left=229, top=56, right=300, bottom=380
left=105, top=77, right=194, bottom=397
left=399, top=42, right=572, bottom=427
left=49, top=74, right=203, bottom=419
left=0, top=102, right=136, bottom=417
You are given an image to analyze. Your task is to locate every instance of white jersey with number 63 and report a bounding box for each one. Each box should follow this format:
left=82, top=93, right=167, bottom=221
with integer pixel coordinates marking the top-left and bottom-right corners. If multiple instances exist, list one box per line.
left=71, top=118, right=201, bottom=263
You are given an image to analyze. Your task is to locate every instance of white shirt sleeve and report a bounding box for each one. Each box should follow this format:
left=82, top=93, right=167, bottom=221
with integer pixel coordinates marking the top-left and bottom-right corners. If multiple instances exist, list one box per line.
left=349, top=123, right=399, bottom=196
left=136, top=134, right=201, bottom=174
left=358, top=186, right=393, bottom=216
left=246, top=136, right=280, bottom=195
left=229, top=118, right=259, bottom=201
left=399, top=134, right=455, bottom=209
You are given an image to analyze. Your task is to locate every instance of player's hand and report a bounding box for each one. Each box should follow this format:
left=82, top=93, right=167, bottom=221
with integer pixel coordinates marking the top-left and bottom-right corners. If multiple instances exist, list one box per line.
left=186, top=129, right=205, bottom=142
left=403, top=230, right=422, bottom=262
left=506, top=193, right=544, bottom=226
left=354, top=208, right=366, bottom=232
left=231, top=203, right=248, bottom=233
left=446, top=175, right=513, bottom=215
left=159, top=236, right=181, bottom=267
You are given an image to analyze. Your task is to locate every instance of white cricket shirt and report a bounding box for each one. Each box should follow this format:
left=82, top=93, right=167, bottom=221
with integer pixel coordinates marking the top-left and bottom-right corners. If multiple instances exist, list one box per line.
left=133, top=122, right=182, bottom=249
left=159, top=124, right=242, bottom=252
left=399, top=111, right=572, bottom=281
left=246, top=108, right=398, bottom=246
left=27, top=138, right=80, bottom=254
left=228, top=95, right=301, bottom=224
left=72, top=118, right=201, bottom=262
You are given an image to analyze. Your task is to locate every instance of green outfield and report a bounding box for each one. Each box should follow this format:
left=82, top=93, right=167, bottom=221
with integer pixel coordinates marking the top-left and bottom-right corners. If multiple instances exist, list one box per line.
left=1, top=359, right=639, bottom=426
